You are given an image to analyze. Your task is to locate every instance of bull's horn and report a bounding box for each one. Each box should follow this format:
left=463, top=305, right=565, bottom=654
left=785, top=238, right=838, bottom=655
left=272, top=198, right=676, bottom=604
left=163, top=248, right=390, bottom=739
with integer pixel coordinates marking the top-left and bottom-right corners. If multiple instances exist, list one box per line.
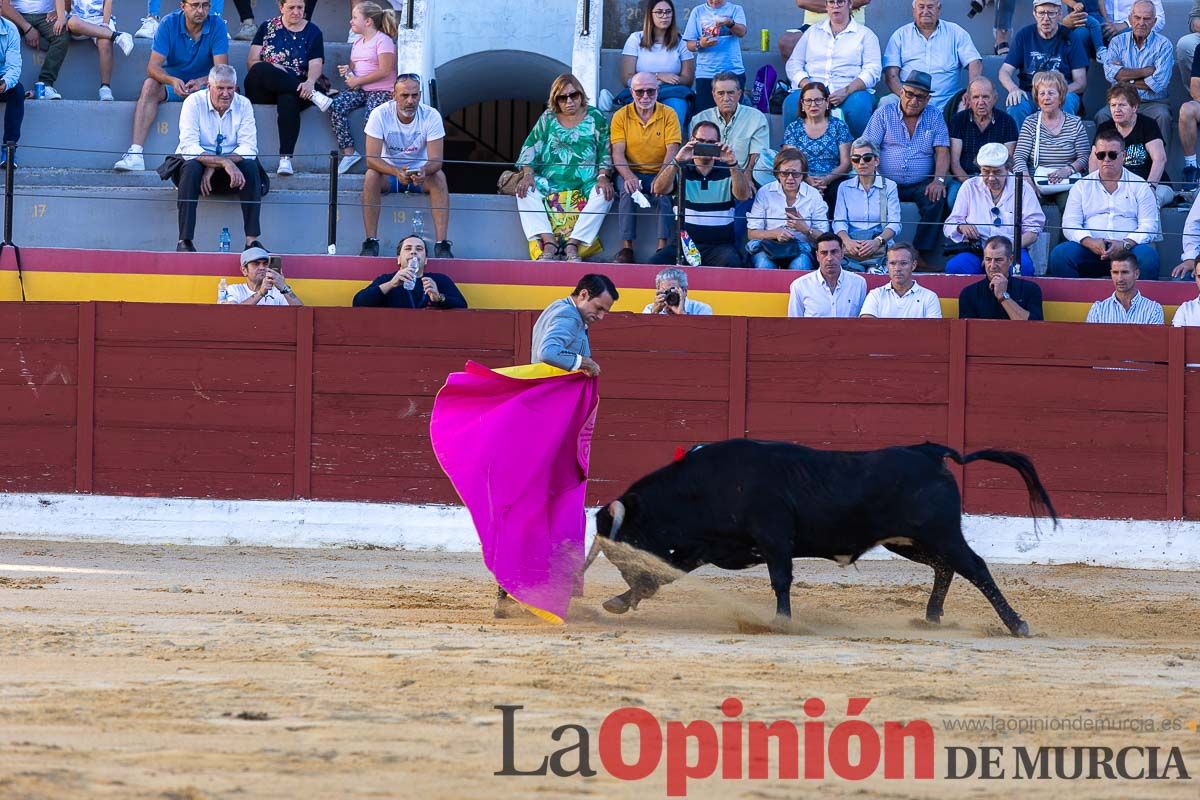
left=582, top=536, right=602, bottom=572
left=608, top=500, right=625, bottom=541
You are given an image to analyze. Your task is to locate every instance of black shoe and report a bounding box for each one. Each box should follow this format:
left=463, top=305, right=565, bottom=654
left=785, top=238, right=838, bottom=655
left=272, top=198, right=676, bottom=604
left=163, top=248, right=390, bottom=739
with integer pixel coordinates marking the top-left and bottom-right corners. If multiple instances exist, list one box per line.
left=176, top=239, right=196, bottom=252
left=434, top=240, right=454, bottom=259
left=360, top=237, right=380, bottom=257
left=247, top=239, right=265, bottom=250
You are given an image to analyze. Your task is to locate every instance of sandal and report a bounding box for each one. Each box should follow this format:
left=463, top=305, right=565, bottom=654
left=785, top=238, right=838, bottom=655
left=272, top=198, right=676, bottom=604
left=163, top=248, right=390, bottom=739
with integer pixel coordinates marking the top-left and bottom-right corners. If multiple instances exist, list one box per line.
left=537, top=241, right=559, bottom=261
left=994, top=41, right=1009, bottom=56
left=563, top=243, right=582, bottom=262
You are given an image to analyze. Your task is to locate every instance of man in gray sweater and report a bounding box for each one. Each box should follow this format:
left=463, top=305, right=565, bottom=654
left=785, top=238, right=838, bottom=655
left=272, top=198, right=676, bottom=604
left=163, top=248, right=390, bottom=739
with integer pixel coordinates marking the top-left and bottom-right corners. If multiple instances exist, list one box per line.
left=530, top=273, right=619, bottom=377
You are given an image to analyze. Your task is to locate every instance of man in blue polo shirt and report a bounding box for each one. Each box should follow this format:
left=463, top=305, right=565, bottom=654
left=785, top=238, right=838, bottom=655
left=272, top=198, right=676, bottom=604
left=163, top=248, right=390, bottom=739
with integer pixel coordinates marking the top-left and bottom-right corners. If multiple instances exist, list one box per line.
left=113, top=0, right=229, bottom=172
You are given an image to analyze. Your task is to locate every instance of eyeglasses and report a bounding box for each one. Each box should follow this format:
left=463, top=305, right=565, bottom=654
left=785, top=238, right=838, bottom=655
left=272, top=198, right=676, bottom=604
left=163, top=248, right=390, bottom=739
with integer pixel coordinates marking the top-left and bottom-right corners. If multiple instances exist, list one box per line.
left=1033, top=9, right=1058, bottom=18
left=850, top=153, right=876, bottom=163
left=632, top=88, right=658, bottom=97
left=776, top=170, right=804, bottom=179
left=557, top=90, right=582, bottom=103
left=651, top=8, right=673, bottom=15
left=694, top=138, right=719, bottom=145
left=901, top=89, right=930, bottom=102
left=1095, top=150, right=1123, bottom=161
left=802, top=97, right=826, bottom=104
left=990, top=206, right=1003, bottom=227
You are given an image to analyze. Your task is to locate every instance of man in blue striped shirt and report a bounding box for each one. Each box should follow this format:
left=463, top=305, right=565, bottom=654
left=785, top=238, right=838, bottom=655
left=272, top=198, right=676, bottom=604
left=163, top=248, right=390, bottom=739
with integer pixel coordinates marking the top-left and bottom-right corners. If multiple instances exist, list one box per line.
left=1097, top=0, right=1174, bottom=144
left=1085, top=251, right=1164, bottom=324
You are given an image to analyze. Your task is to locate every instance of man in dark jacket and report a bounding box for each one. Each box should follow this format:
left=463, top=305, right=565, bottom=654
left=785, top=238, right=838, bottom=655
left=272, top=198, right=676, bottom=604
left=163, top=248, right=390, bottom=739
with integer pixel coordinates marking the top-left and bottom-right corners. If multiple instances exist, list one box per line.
left=352, top=234, right=467, bottom=309
left=958, top=235, right=1043, bottom=320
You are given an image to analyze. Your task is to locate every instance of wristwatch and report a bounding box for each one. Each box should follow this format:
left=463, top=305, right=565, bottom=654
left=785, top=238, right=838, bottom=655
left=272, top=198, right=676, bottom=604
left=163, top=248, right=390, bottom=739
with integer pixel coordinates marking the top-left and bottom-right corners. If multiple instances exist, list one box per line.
left=934, top=176, right=946, bottom=184
left=1001, top=291, right=1011, bottom=302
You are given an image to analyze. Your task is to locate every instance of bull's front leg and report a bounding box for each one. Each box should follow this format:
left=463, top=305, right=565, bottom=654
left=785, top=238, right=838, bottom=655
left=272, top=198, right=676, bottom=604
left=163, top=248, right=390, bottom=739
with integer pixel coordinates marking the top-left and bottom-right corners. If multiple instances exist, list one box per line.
left=766, top=557, right=793, bottom=619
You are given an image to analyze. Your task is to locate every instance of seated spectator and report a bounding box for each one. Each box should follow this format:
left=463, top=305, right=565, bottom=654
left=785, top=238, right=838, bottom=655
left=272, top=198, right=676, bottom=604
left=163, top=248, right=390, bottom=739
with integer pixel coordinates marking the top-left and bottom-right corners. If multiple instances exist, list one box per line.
left=834, top=138, right=901, bottom=272
left=2, top=0, right=68, bottom=100
left=787, top=231, right=867, bottom=317
left=0, top=15, right=25, bottom=160
left=649, top=120, right=750, bottom=267
left=783, top=0, right=881, bottom=137
left=1093, top=84, right=1174, bottom=208
left=113, top=0, right=229, bottom=172
left=782, top=81, right=852, bottom=211
left=1099, top=0, right=1164, bottom=40
left=862, top=70, right=949, bottom=260
left=1177, top=0, right=1200, bottom=87
left=999, top=0, right=1087, bottom=131
left=943, top=143, right=1044, bottom=276
left=331, top=2, right=397, bottom=175
left=881, top=0, right=982, bottom=113
left=1085, top=251, right=1163, bottom=323
left=166, top=64, right=264, bottom=252
left=352, top=235, right=467, bottom=309
left=1177, top=37, right=1200, bottom=191
left=682, top=0, right=746, bottom=114
left=1060, top=0, right=1106, bottom=61
left=614, top=0, right=694, bottom=133
left=777, top=0, right=870, bottom=62
left=641, top=267, right=713, bottom=315
left=694, top=72, right=769, bottom=176
left=245, top=0, right=325, bottom=177
left=515, top=74, right=614, bottom=262
left=1169, top=192, right=1200, bottom=279
left=957, top=235, right=1045, bottom=320
left=222, top=246, right=303, bottom=305
left=1172, top=262, right=1200, bottom=325
left=1011, top=70, right=1090, bottom=225
left=949, top=77, right=1017, bottom=209
left=859, top=242, right=942, bottom=318
left=610, top=72, right=682, bottom=264
left=1050, top=129, right=1161, bottom=280
left=359, top=75, right=453, bottom=259
left=63, top=2, right=136, bottom=101
left=746, top=148, right=829, bottom=270
left=1097, top=1, right=1172, bottom=147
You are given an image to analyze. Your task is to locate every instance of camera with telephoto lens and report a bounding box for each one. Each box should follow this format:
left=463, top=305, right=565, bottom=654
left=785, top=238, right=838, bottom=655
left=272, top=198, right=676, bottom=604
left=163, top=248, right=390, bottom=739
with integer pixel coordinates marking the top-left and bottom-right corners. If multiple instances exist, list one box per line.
left=663, top=288, right=682, bottom=307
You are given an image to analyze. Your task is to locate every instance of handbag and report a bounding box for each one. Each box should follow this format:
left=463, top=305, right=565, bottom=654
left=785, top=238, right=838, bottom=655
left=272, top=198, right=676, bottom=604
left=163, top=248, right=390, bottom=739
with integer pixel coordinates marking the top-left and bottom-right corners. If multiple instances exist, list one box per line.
left=497, top=169, right=523, bottom=195
left=1030, top=112, right=1079, bottom=196
left=759, top=237, right=802, bottom=261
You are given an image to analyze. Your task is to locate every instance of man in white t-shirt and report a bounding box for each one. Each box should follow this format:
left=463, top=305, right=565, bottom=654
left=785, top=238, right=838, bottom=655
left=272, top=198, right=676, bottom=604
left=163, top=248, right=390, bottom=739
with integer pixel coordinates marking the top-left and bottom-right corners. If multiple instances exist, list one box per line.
left=359, top=74, right=453, bottom=259
left=860, top=242, right=943, bottom=318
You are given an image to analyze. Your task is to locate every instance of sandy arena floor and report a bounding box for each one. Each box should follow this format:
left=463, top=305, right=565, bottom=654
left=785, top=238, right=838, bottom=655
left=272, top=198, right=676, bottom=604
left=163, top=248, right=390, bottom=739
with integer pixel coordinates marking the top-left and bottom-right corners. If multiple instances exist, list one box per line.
left=0, top=538, right=1198, bottom=799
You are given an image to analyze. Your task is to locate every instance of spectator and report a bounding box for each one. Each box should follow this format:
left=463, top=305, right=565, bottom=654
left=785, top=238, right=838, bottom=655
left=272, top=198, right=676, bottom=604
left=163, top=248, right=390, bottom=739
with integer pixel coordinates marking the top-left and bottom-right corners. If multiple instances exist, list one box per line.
left=3, top=0, right=69, bottom=100
left=949, top=77, right=1018, bottom=209
left=694, top=71, right=769, bottom=176
left=113, top=0, right=229, bottom=172
left=1059, top=0, right=1107, bottom=61
left=649, top=119, right=750, bottom=267
left=352, top=235, right=467, bottom=309
left=222, top=246, right=303, bottom=305
left=641, top=267, right=713, bottom=315
left=777, top=0, right=870, bottom=62
left=1050, top=129, right=1161, bottom=280
left=1085, top=251, right=1163, bottom=323
left=782, top=0, right=881, bottom=137
left=957, top=235, right=1045, bottom=320
left=787, top=232, right=867, bottom=317
left=1093, top=84, right=1174, bottom=208
left=515, top=74, right=614, bottom=263
left=1172, top=260, right=1200, bottom=325
left=1176, top=0, right=1200, bottom=87
left=614, top=0, right=694, bottom=133
left=610, top=72, right=682, bottom=264
left=834, top=138, right=900, bottom=272
left=61, top=2, right=136, bottom=101
left=531, top=273, right=618, bottom=377
left=245, top=0, right=325, bottom=177
left=167, top=64, right=263, bottom=253
left=999, top=0, right=1088, bottom=131
left=1178, top=31, right=1200, bottom=191
left=862, top=70, right=949, bottom=260
left=0, top=14, right=24, bottom=160
left=881, top=0, right=982, bottom=113
left=135, top=0, right=226, bottom=39
left=1012, top=70, right=1090, bottom=226
left=1097, top=1, right=1172, bottom=143
left=1169, top=193, right=1200, bottom=278
left=231, top=0, right=319, bottom=41
left=746, top=148, right=829, bottom=270
left=944, top=142, right=1043, bottom=276
left=331, top=2, right=397, bottom=175
left=682, top=0, right=746, bottom=114
left=782, top=81, right=853, bottom=211
left=359, top=75, right=452, bottom=259
left=859, top=242, right=942, bottom=318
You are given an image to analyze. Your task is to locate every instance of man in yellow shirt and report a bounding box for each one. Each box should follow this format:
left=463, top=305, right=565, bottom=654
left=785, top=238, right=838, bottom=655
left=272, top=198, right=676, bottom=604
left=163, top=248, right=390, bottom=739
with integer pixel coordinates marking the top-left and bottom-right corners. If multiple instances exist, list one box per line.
left=610, top=71, right=683, bottom=263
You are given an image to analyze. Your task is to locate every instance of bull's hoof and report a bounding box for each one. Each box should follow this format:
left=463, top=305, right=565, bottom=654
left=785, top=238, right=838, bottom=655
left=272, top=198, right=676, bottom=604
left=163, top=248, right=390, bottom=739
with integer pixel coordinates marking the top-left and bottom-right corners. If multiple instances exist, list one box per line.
left=925, top=612, right=942, bottom=625
left=602, top=595, right=632, bottom=614
left=1010, top=620, right=1030, bottom=637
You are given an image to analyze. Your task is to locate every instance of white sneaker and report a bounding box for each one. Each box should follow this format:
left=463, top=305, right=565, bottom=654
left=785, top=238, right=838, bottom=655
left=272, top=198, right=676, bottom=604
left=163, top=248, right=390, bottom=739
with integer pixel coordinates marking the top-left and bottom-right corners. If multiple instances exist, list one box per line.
left=113, top=150, right=144, bottom=172
left=98, top=85, right=114, bottom=101
left=309, top=90, right=332, bottom=112
left=277, top=156, right=294, bottom=176
left=337, top=153, right=362, bottom=174
left=233, top=20, right=257, bottom=41
left=114, top=31, right=134, bottom=56
left=41, top=85, right=62, bottom=100
left=134, top=16, right=158, bottom=39
left=598, top=88, right=614, bottom=112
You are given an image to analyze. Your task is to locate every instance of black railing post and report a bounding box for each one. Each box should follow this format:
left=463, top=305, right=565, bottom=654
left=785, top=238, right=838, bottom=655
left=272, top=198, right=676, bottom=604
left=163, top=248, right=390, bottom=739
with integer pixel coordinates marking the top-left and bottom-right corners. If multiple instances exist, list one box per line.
left=1013, top=172, right=1024, bottom=272
left=1, top=141, right=24, bottom=300
left=405, top=0, right=415, bottom=29
left=580, top=0, right=591, bottom=36
left=327, top=150, right=338, bottom=254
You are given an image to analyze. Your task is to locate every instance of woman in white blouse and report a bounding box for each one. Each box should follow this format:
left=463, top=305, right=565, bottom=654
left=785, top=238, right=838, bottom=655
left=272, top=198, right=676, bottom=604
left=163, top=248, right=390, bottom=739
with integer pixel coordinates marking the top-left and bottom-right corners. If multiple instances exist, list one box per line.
left=746, top=148, right=829, bottom=269
left=614, top=0, right=695, bottom=131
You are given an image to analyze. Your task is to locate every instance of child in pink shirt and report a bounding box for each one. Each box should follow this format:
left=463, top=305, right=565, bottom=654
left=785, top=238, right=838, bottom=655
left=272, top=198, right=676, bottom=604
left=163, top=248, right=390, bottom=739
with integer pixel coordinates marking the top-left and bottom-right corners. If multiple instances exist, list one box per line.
left=332, top=1, right=399, bottom=174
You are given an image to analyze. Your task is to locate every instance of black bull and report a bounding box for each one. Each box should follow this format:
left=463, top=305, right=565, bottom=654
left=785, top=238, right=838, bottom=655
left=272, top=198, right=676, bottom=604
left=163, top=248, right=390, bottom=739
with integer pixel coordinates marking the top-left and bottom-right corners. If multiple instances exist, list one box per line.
left=586, top=439, right=1057, bottom=637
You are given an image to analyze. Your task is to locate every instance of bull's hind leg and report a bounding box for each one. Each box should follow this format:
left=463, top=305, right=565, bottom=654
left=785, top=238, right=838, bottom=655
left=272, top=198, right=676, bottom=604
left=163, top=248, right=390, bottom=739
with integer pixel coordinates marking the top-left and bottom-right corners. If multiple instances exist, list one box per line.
left=935, top=541, right=1028, bottom=637
left=766, top=556, right=794, bottom=619
left=884, top=542, right=954, bottom=624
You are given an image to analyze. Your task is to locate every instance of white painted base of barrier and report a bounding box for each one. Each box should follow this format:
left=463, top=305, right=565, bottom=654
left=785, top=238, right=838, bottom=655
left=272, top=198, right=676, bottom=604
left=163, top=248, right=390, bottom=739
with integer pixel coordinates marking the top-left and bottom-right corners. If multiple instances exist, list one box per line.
left=0, top=493, right=1197, bottom=570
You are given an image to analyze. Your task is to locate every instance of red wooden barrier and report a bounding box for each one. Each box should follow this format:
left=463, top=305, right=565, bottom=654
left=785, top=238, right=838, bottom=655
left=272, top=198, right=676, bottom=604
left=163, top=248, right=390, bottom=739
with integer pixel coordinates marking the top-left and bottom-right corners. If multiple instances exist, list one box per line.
left=1, top=301, right=1197, bottom=520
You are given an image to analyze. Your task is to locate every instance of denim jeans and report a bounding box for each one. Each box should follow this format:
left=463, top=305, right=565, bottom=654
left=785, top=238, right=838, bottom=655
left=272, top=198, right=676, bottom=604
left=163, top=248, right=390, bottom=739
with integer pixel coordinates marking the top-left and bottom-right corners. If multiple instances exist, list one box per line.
left=1006, top=93, right=1081, bottom=132
left=1049, top=242, right=1161, bottom=281
left=784, top=88, right=874, bottom=138
left=693, top=73, right=745, bottom=115
left=748, top=241, right=814, bottom=270
left=617, top=172, right=672, bottom=243
left=946, top=248, right=1035, bottom=277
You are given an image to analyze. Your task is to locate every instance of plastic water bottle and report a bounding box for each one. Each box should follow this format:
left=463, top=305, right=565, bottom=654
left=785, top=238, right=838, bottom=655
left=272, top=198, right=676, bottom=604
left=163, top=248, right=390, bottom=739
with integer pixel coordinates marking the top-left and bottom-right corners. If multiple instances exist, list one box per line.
left=411, top=210, right=424, bottom=238
left=218, top=227, right=231, bottom=253
left=403, top=255, right=420, bottom=290
left=680, top=230, right=702, bottom=266
left=217, top=278, right=229, bottom=304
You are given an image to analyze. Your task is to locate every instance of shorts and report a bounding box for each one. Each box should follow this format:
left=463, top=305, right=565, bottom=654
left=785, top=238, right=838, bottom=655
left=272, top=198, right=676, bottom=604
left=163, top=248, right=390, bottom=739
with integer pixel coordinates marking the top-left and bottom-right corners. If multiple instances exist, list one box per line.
left=69, top=13, right=116, bottom=41
left=163, top=82, right=185, bottom=102
left=385, top=175, right=426, bottom=194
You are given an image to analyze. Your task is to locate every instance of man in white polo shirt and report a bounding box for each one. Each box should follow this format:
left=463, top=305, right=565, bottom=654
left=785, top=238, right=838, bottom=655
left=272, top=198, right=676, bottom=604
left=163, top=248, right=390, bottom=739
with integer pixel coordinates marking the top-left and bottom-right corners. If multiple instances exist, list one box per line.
left=788, top=232, right=866, bottom=317
left=860, top=241, right=943, bottom=318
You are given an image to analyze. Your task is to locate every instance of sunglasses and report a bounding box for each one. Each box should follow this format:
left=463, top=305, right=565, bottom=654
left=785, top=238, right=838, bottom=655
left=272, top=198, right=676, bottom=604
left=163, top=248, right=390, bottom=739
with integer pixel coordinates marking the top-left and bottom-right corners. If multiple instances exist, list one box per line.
left=776, top=170, right=804, bottom=179
left=990, top=206, right=1003, bottom=227
left=632, top=88, right=658, bottom=97
left=1094, top=150, right=1123, bottom=161
left=901, top=90, right=930, bottom=102
left=850, top=153, right=876, bottom=163
left=557, top=90, right=582, bottom=103
left=397, top=73, right=421, bottom=82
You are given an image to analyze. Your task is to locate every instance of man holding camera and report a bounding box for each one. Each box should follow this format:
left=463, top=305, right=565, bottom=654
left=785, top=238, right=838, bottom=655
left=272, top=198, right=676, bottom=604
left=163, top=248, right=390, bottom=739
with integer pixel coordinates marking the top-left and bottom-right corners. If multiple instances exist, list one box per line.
left=222, top=246, right=303, bottom=306
left=641, top=268, right=713, bottom=315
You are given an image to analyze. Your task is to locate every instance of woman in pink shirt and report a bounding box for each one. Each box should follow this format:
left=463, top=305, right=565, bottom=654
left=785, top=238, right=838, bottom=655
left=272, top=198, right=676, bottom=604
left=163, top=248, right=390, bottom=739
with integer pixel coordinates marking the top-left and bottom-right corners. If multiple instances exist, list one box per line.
left=331, top=1, right=398, bottom=174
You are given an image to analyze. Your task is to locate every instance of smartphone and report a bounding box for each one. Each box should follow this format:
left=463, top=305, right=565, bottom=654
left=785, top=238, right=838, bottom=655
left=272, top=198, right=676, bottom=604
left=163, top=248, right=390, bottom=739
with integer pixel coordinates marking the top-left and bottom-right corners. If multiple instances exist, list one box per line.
left=268, top=255, right=283, bottom=273
left=693, top=143, right=722, bottom=158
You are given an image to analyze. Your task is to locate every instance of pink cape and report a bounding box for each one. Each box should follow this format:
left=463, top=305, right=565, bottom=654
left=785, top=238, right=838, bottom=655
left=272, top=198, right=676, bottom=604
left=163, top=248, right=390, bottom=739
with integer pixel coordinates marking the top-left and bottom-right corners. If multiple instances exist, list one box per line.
left=429, top=361, right=599, bottom=623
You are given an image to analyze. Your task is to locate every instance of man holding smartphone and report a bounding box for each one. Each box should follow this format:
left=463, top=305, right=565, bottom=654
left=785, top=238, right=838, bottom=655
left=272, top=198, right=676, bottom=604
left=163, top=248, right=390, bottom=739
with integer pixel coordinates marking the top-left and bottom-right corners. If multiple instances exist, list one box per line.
left=223, top=246, right=304, bottom=306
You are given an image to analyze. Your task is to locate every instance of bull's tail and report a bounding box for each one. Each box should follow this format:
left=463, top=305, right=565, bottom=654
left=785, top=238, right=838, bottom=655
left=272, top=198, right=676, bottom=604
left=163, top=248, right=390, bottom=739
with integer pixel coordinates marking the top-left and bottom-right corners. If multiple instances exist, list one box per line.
left=918, top=443, right=1059, bottom=526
